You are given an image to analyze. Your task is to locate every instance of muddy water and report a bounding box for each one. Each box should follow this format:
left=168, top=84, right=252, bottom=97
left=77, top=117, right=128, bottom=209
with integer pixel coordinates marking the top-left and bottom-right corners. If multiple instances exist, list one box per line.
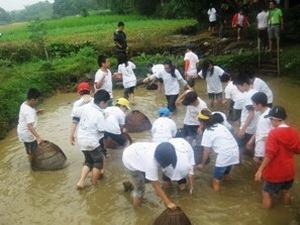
left=0, top=77, right=300, bottom=225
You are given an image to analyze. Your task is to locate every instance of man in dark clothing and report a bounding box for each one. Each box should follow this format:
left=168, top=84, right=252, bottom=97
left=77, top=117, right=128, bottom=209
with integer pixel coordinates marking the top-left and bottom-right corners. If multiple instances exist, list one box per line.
left=113, top=21, right=127, bottom=62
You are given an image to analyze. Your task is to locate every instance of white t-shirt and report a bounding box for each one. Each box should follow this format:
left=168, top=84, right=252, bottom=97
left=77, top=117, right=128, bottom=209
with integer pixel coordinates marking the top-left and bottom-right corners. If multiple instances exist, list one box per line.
left=17, top=102, right=37, bottom=142
left=71, top=95, right=93, bottom=118
left=257, top=11, right=269, bottom=29
left=152, top=117, right=177, bottom=143
left=156, top=69, right=186, bottom=95
left=212, top=111, right=232, bottom=131
left=255, top=108, right=272, bottom=157
left=74, top=103, right=106, bottom=151
left=201, top=124, right=239, bottom=167
left=151, top=64, right=165, bottom=75
left=253, top=77, right=273, bottom=104
left=184, top=97, right=208, bottom=125
left=118, top=61, right=137, bottom=89
left=184, top=51, right=199, bottom=76
left=207, top=8, right=217, bottom=22
left=240, top=89, right=260, bottom=134
left=122, top=142, right=159, bottom=181
left=237, top=13, right=245, bottom=26
left=224, top=81, right=244, bottom=110
left=162, top=138, right=195, bottom=181
left=198, top=65, right=224, bottom=94
left=94, top=69, right=113, bottom=98
left=104, top=106, right=125, bottom=135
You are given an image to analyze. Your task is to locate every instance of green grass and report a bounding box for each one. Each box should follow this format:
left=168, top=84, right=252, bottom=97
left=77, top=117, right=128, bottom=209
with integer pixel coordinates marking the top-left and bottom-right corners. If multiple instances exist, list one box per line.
left=0, top=14, right=196, bottom=48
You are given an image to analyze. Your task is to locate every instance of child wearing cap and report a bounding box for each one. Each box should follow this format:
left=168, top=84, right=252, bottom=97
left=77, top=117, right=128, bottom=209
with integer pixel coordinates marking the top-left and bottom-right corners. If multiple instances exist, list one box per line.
left=73, top=90, right=110, bottom=189
left=17, top=88, right=43, bottom=159
left=94, top=55, right=113, bottom=105
left=198, top=59, right=229, bottom=107
left=70, top=82, right=93, bottom=145
left=233, top=73, right=259, bottom=150
left=255, top=106, right=300, bottom=208
left=103, top=97, right=131, bottom=147
left=176, top=90, right=208, bottom=137
left=184, top=45, right=199, bottom=87
left=151, top=107, right=177, bottom=143
left=113, top=54, right=137, bottom=104
left=246, top=92, right=272, bottom=162
left=198, top=109, right=240, bottom=191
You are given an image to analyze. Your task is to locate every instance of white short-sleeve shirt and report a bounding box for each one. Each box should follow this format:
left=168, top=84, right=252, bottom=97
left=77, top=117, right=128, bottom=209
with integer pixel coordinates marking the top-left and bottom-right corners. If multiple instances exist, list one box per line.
left=71, top=96, right=93, bottom=118
left=184, top=51, right=199, bottom=76
left=118, top=61, right=137, bottom=89
left=162, top=138, right=195, bottom=181
left=207, top=8, right=217, bottom=22
left=151, top=117, right=177, bottom=143
left=73, top=103, right=106, bottom=151
left=257, top=11, right=269, bottom=29
left=240, top=89, right=260, bottom=134
left=184, top=97, right=208, bottom=125
left=122, top=142, right=159, bottom=181
left=253, top=77, right=273, bottom=104
left=94, top=69, right=113, bottom=98
left=212, top=111, right=232, bottom=131
left=17, top=102, right=37, bottom=142
left=156, top=69, right=186, bottom=95
left=201, top=124, right=239, bottom=167
left=151, top=64, right=165, bottom=75
left=104, top=106, right=125, bottom=135
left=198, top=66, right=224, bottom=94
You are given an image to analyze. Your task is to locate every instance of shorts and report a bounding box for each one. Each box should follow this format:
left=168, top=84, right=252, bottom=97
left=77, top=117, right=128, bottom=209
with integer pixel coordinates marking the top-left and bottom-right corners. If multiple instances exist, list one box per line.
left=210, top=21, right=216, bottom=27
left=124, top=86, right=135, bottom=99
left=238, top=132, right=253, bottom=148
left=208, top=92, right=223, bottom=101
left=187, top=79, right=195, bottom=87
left=183, top=124, right=199, bottom=137
left=228, top=100, right=242, bottom=122
left=258, top=29, right=268, bottom=47
left=263, top=180, right=294, bottom=195
left=104, top=132, right=127, bottom=146
left=237, top=25, right=244, bottom=31
left=268, top=24, right=280, bottom=39
left=162, top=174, right=187, bottom=185
left=128, top=170, right=146, bottom=198
left=214, top=165, right=232, bottom=180
left=166, top=95, right=178, bottom=112
left=82, top=146, right=105, bottom=169
left=24, top=140, right=38, bottom=154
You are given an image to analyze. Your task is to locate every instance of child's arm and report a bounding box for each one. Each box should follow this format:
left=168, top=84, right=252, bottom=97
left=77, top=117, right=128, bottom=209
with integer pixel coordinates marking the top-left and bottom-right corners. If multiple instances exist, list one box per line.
left=238, top=107, right=254, bottom=138
left=199, top=147, right=211, bottom=169
left=27, top=123, right=43, bottom=144
left=188, top=174, right=194, bottom=194
left=246, top=134, right=256, bottom=150
left=255, top=156, right=271, bottom=182
left=95, top=73, right=107, bottom=89
left=69, top=123, right=77, bottom=145
left=151, top=180, right=177, bottom=209
left=175, top=90, right=189, bottom=106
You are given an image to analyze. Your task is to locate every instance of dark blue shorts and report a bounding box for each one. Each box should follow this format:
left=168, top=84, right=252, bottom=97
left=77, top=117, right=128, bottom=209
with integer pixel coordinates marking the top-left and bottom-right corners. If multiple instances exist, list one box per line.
left=82, top=146, right=105, bottom=169
left=263, top=180, right=294, bottom=195
left=24, top=140, right=38, bottom=154
left=213, top=165, right=232, bottom=180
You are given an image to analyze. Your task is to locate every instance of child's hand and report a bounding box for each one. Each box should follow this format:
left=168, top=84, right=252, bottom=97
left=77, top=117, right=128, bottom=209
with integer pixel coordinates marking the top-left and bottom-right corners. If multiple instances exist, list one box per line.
left=246, top=141, right=253, bottom=151
left=237, top=129, right=245, bottom=139
left=254, top=170, right=262, bottom=182
left=37, top=109, right=45, bottom=114
left=70, top=135, right=76, bottom=145
left=36, top=137, right=43, bottom=145
left=166, top=202, right=177, bottom=210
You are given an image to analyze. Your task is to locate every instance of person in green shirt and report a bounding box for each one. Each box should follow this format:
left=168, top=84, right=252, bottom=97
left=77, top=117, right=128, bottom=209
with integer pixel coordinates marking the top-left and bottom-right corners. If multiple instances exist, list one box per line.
left=268, top=0, right=284, bottom=52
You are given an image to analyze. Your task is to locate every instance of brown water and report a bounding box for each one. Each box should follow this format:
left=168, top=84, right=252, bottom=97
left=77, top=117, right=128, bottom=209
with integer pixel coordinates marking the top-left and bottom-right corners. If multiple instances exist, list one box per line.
left=1, top=77, right=300, bottom=225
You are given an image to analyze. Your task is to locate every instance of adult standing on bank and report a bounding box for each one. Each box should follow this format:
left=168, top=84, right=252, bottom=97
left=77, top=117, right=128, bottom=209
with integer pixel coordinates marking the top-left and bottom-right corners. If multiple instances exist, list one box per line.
left=113, top=21, right=128, bottom=61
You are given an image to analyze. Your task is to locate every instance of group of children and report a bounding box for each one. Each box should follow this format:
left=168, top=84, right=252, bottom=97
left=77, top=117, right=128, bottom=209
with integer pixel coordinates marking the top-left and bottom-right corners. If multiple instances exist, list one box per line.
left=17, top=46, right=300, bottom=211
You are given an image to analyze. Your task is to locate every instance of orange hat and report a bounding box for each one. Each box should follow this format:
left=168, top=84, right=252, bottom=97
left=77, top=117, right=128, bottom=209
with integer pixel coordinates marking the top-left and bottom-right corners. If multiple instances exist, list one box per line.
left=77, top=82, right=90, bottom=94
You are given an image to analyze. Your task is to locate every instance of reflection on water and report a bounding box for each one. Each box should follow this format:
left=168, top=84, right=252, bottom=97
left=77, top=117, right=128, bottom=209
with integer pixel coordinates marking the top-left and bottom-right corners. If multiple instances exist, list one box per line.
left=0, top=77, right=300, bottom=225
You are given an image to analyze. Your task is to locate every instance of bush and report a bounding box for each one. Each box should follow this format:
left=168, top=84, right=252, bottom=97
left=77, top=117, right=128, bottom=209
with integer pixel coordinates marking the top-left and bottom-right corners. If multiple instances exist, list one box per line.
left=283, top=5, right=300, bottom=42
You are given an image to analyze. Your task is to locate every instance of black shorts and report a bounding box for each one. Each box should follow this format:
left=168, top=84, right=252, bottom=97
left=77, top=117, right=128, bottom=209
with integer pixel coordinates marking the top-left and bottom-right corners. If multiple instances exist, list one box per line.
left=187, top=79, right=195, bottom=87
left=24, top=140, right=38, bottom=154
left=162, top=174, right=187, bottom=185
left=208, top=92, right=223, bottom=100
left=263, top=180, right=294, bottom=195
left=238, top=132, right=253, bottom=148
left=183, top=124, right=199, bottom=137
left=104, top=132, right=127, bottom=146
left=210, top=21, right=216, bottom=27
left=82, top=146, right=105, bottom=169
left=124, top=86, right=135, bottom=99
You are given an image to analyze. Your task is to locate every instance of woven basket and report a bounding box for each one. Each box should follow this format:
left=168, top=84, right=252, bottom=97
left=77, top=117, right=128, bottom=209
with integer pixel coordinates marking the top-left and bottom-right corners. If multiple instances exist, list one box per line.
left=31, top=140, right=67, bottom=171
left=125, top=110, right=152, bottom=133
left=153, top=207, right=192, bottom=225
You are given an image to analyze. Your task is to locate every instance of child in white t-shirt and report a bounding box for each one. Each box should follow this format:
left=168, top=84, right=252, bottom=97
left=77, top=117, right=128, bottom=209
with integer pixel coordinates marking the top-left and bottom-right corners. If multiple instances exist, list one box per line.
left=113, top=54, right=137, bottom=104
left=94, top=55, right=113, bottom=105
left=246, top=92, right=272, bottom=162
left=17, top=88, right=43, bottom=158
left=198, top=59, right=229, bottom=107
left=176, top=90, right=208, bottom=137
left=104, top=98, right=131, bottom=147
left=184, top=45, right=199, bottom=87
left=70, top=82, right=93, bottom=145
left=198, top=109, right=239, bottom=191
left=151, top=107, right=177, bottom=143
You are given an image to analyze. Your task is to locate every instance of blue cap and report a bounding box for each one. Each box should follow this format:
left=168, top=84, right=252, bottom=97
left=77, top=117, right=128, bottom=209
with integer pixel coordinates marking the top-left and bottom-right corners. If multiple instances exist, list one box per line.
left=159, top=107, right=170, bottom=117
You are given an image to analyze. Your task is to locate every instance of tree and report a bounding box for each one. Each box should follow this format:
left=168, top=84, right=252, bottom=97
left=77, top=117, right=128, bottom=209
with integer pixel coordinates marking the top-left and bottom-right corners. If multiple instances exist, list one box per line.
left=0, top=7, right=11, bottom=24
left=28, top=19, right=49, bottom=60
